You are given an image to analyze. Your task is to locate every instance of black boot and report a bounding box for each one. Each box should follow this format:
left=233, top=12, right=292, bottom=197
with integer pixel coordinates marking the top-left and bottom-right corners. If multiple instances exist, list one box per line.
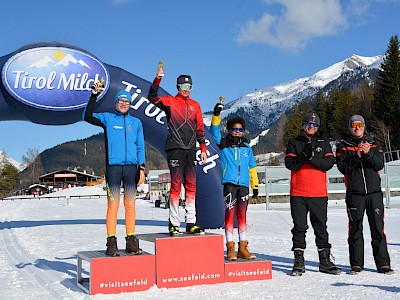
left=290, top=249, right=305, bottom=276
left=318, top=248, right=341, bottom=275
left=106, top=236, right=120, bottom=257
left=125, top=235, right=143, bottom=255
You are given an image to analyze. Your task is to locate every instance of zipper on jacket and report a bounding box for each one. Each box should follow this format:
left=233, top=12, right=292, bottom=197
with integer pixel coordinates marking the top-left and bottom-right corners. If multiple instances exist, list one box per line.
left=360, top=160, right=368, bottom=194
left=124, top=115, right=127, bottom=164
left=237, top=147, right=241, bottom=184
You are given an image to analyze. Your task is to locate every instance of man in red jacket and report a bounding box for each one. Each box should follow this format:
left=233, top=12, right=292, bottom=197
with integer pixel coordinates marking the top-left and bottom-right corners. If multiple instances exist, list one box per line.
left=285, top=111, right=341, bottom=276
left=148, top=65, right=207, bottom=236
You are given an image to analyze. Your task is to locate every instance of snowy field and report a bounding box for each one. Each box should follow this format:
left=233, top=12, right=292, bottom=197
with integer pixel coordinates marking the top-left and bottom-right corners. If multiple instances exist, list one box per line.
left=0, top=186, right=399, bottom=300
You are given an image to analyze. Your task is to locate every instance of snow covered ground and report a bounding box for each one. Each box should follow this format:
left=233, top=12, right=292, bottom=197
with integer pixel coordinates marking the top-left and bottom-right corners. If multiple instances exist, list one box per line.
left=0, top=186, right=399, bottom=300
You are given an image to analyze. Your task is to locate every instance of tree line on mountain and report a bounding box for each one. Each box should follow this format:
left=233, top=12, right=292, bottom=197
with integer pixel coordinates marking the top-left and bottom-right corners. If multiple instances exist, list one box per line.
left=272, top=35, right=400, bottom=155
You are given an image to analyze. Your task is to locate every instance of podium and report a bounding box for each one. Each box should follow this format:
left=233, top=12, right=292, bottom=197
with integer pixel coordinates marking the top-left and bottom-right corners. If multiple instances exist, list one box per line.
left=77, top=233, right=272, bottom=295
left=77, top=250, right=155, bottom=295
left=137, top=233, right=225, bottom=288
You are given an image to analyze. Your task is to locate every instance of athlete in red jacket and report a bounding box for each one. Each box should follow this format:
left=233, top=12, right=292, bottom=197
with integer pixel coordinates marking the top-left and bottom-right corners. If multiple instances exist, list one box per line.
left=285, top=111, right=340, bottom=276
left=148, top=65, right=207, bottom=236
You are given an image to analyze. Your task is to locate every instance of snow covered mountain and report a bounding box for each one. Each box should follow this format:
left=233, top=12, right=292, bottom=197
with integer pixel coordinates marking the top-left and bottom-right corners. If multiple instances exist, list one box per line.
left=204, top=54, right=383, bottom=135
left=0, top=151, right=24, bottom=171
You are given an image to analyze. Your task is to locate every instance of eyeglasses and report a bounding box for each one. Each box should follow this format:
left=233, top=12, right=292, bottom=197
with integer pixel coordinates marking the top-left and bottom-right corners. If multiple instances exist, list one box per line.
left=304, top=122, right=319, bottom=127
left=117, top=99, right=131, bottom=105
left=178, top=84, right=192, bottom=91
left=230, top=128, right=244, bottom=132
left=351, top=121, right=365, bottom=128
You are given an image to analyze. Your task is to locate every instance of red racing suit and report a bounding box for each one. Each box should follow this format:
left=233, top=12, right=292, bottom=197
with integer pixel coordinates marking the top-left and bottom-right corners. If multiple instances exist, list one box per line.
left=148, top=77, right=206, bottom=226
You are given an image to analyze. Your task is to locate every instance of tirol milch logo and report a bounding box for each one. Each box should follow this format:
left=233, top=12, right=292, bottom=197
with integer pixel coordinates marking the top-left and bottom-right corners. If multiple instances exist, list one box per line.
left=2, top=47, right=109, bottom=111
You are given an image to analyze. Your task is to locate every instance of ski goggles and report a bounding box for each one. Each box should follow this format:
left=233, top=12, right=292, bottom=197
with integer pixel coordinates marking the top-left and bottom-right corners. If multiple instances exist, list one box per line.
left=351, top=121, right=364, bottom=128
left=178, top=83, right=192, bottom=91
left=230, top=128, right=244, bottom=132
left=304, top=121, right=319, bottom=127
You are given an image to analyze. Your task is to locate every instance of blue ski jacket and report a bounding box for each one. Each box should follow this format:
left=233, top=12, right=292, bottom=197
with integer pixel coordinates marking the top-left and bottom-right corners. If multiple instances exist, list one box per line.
left=210, top=115, right=258, bottom=188
left=83, top=95, right=145, bottom=166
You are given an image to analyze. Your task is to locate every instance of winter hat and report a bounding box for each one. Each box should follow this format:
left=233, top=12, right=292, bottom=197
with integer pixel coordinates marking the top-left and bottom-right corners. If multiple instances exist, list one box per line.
left=176, top=75, right=192, bottom=89
left=349, top=114, right=365, bottom=126
left=114, top=90, right=133, bottom=104
left=302, top=111, right=320, bottom=126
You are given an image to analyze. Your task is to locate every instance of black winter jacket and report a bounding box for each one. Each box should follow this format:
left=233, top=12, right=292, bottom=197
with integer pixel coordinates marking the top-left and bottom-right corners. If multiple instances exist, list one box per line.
left=336, top=133, right=384, bottom=195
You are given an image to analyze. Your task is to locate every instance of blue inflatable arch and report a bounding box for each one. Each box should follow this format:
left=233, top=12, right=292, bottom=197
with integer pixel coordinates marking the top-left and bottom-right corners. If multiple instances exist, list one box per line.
left=0, top=42, right=224, bottom=228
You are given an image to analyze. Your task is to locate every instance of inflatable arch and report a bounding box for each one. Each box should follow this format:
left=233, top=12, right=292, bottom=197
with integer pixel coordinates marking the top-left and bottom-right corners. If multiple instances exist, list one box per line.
left=0, top=42, right=224, bottom=228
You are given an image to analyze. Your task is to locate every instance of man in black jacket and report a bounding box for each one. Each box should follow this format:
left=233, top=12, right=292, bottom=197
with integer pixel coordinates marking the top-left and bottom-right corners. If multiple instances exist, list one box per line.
left=336, top=115, right=394, bottom=275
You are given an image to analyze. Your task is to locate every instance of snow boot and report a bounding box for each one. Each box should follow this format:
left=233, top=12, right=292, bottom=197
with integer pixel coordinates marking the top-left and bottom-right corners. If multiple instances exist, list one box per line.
left=226, top=241, right=237, bottom=261
left=125, top=235, right=143, bottom=255
left=237, top=240, right=256, bottom=259
left=290, top=249, right=305, bottom=276
left=106, top=236, right=120, bottom=257
left=186, top=223, right=205, bottom=235
left=318, top=248, right=341, bottom=275
left=378, top=266, right=395, bottom=275
left=349, top=266, right=363, bottom=275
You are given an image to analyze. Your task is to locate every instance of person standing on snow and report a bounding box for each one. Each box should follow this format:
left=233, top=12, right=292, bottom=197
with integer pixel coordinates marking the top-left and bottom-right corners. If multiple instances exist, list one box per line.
left=285, top=111, right=341, bottom=276
left=147, top=64, right=207, bottom=236
left=84, top=82, right=146, bottom=257
left=336, top=115, right=394, bottom=275
left=210, top=102, right=259, bottom=261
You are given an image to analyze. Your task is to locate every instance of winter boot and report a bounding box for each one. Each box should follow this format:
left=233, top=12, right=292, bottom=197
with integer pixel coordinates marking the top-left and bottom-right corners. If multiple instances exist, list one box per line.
left=186, top=223, right=205, bottom=235
left=318, top=248, right=341, bottom=275
left=290, top=249, right=305, bottom=276
left=237, top=240, right=256, bottom=259
left=349, top=266, right=363, bottom=275
left=226, top=241, right=237, bottom=261
left=378, top=266, right=395, bottom=275
left=106, top=236, right=120, bottom=257
left=125, top=235, right=143, bottom=255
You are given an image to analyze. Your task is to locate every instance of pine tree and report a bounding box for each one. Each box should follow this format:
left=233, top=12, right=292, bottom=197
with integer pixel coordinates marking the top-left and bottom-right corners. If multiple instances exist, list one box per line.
left=373, top=35, right=400, bottom=148
left=0, top=163, right=19, bottom=198
left=313, top=90, right=328, bottom=133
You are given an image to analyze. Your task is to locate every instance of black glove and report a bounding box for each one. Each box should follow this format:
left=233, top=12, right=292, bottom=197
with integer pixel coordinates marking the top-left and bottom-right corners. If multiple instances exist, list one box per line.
left=213, top=103, right=224, bottom=116
left=252, top=189, right=259, bottom=198
left=302, top=141, right=313, bottom=160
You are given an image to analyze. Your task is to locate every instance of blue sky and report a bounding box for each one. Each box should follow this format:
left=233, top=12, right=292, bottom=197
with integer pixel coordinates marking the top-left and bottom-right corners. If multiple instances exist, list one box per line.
left=1, top=0, right=399, bottom=162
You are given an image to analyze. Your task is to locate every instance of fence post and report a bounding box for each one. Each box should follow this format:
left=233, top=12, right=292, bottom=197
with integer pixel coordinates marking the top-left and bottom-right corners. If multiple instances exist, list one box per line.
left=384, top=163, right=390, bottom=208
left=264, top=166, right=269, bottom=210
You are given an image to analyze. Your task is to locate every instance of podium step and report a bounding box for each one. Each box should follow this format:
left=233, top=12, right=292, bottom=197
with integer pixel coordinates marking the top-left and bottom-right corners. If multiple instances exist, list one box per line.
left=77, top=250, right=155, bottom=295
left=224, top=257, right=272, bottom=282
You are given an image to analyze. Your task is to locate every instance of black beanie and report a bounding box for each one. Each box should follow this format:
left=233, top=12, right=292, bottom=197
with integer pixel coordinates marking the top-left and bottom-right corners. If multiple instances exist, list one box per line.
left=302, top=111, right=320, bottom=126
left=176, top=75, right=192, bottom=89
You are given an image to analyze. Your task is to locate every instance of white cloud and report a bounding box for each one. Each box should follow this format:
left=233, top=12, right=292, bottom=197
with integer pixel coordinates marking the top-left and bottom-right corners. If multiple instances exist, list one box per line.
left=236, top=0, right=348, bottom=52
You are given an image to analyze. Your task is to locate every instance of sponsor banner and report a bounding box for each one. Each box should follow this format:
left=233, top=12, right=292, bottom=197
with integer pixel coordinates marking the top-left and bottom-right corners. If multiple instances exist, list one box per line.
left=224, top=259, right=273, bottom=282
left=90, top=254, right=155, bottom=295
left=156, top=234, right=225, bottom=288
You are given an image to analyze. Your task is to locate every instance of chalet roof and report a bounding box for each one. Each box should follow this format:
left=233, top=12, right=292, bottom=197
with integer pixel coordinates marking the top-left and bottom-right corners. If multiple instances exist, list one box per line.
left=39, top=169, right=101, bottom=179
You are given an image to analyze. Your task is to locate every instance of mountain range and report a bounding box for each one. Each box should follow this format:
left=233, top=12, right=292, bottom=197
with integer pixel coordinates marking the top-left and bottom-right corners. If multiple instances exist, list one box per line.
left=0, top=151, right=24, bottom=171
left=203, top=54, right=383, bottom=148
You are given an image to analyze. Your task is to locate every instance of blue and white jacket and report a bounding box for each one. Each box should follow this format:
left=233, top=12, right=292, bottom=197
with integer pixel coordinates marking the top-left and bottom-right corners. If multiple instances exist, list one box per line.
left=210, top=115, right=258, bottom=188
left=83, top=95, right=145, bottom=166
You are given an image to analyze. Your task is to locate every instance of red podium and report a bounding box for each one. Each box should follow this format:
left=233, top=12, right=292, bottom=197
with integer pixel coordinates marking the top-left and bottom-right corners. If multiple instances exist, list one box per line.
left=77, top=250, right=155, bottom=295
left=137, top=233, right=225, bottom=288
left=76, top=234, right=273, bottom=295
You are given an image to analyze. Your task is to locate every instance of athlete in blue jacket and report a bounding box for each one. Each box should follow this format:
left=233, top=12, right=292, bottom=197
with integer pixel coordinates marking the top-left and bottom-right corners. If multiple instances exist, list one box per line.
left=84, top=83, right=145, bottom=257
left=210, top=103, right=259, bottom=261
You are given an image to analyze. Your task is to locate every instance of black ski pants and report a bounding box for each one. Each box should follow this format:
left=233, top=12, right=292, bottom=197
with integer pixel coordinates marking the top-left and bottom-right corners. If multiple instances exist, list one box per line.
left=346, top=191, right=390, bottom=269
left=290, top=196, right=331, bottom=251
